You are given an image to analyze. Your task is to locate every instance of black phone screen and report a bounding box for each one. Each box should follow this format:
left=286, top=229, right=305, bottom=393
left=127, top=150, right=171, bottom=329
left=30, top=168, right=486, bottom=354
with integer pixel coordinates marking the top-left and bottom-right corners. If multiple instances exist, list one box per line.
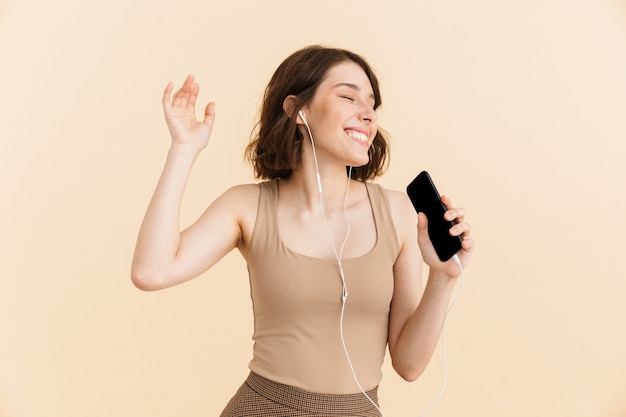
left=406, top=171, right=462, bottom=262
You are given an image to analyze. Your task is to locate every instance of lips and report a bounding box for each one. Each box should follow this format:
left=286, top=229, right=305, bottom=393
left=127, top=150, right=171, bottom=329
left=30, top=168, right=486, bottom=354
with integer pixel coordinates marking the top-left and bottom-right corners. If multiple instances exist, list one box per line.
left=344, top=128, right=369, bottom=144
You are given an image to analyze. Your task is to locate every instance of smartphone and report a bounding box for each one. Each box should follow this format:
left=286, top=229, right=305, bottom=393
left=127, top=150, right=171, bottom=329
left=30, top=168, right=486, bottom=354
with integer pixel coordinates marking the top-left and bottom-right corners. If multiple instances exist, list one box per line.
left=406, top=171, right=463, bottom=262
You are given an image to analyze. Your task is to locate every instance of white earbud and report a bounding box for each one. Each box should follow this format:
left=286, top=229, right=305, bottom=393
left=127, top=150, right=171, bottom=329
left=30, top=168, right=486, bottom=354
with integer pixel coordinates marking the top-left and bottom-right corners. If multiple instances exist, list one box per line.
left=298, top=110, right=307, bottom=125
left=298, top=110, right=322, bottom=195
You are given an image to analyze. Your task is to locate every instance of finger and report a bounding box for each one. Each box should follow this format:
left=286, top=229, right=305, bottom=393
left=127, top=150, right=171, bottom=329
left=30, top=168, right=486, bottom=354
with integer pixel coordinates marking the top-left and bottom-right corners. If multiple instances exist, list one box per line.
left=172, top=74, right=195, bottom=107
left=460, top=235, right=475, bottom=254
left=445, top=207, right=465, bottom=222
left=203, top=102, right=216, bottom=124
left=441, top=195, right=459, bottom=220
left=416, top=212, right=432, bottom=245
left=440, top=195, right=454, bottom=209
left=162, top=81, right=174, bottom=109
left=186, top=82, right=200, bottom=110
left=450, top=221, right=471, bottom=237
left=182, top=73, right=194, bottom=88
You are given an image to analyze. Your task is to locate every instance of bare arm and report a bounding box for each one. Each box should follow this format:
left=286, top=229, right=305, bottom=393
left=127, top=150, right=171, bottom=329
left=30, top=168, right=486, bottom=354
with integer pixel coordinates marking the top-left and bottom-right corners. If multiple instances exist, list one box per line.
left=130, top=75, right=241, bottom=291
left=388, top=192, right=474, bottom=381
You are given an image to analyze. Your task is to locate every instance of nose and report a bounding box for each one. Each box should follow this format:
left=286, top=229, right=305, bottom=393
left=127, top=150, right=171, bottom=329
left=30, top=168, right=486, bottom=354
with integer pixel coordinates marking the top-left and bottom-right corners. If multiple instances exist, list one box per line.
left=360, top=105, right=377, bottom=124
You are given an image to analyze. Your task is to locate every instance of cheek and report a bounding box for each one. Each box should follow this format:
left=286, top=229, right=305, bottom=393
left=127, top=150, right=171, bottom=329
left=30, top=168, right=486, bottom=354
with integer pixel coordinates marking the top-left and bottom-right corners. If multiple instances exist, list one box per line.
left=370, top=128, right=378, bottom=142
left=317, top=104, right=338, bottom=122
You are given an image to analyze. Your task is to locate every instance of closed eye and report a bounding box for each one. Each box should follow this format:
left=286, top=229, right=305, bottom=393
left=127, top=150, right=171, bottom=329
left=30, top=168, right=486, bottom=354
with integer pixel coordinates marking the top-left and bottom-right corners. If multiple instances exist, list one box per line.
left=340, top=95, right=355, bottom=102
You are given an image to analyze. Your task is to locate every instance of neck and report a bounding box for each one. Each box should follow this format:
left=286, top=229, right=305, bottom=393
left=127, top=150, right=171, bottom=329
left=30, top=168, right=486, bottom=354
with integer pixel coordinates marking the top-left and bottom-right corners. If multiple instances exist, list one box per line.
left=286, top=168, right=352, bottom=210
left=283, top=144, right=353, bottom=211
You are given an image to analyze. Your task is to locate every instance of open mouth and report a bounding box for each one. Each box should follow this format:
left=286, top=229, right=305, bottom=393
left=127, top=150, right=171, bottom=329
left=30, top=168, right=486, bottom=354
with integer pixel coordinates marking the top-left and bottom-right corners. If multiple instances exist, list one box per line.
left=345, top=129, right=369, bottom=145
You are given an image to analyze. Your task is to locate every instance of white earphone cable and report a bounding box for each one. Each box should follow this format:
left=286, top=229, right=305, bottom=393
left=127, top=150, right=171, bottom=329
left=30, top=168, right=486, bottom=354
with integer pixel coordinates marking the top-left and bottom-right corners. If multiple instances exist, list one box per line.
left=300, top=111, right=464, bottom=417
left=300, top=112, right=384, bottom=414
left=418, top=254, right=464, bottom=417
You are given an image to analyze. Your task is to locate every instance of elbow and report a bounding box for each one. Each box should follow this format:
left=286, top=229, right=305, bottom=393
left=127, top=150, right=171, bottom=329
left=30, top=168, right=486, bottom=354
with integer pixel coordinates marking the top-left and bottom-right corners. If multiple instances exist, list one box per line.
left=131, top=275, right=158, bottom=291
left=389, top=342, right=434, bottom=382
left=392, top=359, right=427, bottom=383
left=396, top=369, right=421, bottom=383
left=130, top=264, right=166, bottom=291
left=398, top=369, right=422, bottom=383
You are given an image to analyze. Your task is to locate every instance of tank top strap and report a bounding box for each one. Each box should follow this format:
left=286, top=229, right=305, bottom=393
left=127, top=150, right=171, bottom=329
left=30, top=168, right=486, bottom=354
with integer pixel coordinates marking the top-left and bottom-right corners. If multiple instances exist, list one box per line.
left=251, top=180, right=399, bottom=260
left=250, top=180, right=281, bottom=253
left=365, top=182, right=400, bottom=259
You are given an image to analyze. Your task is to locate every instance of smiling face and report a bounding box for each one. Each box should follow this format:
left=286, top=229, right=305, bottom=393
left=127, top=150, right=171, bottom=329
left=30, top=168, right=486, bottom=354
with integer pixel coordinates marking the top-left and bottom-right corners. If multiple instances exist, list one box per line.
left=247, top=45, right=389, bottom=181
left=300, top=61, right=379, bottom=169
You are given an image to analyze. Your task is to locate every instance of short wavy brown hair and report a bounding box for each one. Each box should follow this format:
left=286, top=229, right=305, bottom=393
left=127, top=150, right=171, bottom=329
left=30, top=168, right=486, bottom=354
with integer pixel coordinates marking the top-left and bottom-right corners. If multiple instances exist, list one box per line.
left=245, top=45, right=390, bottom=181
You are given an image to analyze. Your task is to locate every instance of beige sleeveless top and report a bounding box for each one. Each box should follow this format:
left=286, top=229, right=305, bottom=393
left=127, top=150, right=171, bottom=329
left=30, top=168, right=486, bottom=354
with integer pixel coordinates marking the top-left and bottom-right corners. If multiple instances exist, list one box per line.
left=247, top=179, right=400, bottom=394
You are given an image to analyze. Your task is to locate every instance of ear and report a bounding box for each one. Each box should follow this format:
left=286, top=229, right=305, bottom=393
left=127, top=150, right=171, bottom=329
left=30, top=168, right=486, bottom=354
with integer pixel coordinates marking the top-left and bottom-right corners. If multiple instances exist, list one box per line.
left=283, top=95, right=304, bottom=124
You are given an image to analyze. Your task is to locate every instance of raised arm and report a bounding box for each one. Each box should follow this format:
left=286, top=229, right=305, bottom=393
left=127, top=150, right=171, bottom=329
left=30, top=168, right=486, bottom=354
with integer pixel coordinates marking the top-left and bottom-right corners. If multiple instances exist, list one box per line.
left=131, top=75, right=240, bottom=291
left=387, top=192, right=474, bottom=381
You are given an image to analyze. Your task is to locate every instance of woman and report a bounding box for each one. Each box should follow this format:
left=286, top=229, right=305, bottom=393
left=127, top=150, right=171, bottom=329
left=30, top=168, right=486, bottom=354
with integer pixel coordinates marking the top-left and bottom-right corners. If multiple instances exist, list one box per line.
left=131, top=45, right=474, bottom=416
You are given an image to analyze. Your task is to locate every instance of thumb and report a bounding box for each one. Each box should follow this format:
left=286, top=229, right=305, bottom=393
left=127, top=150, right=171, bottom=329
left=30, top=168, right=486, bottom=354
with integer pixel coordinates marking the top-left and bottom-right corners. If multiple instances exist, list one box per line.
left=203, top=102, right=216, bottom=124
left=417, top=212, right=431, bottom=246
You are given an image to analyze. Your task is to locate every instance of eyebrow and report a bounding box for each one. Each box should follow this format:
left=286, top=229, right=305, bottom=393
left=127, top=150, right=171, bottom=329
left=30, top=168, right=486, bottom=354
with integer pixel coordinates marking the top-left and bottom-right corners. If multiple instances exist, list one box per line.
left=333, top=83, right=376, bottom=101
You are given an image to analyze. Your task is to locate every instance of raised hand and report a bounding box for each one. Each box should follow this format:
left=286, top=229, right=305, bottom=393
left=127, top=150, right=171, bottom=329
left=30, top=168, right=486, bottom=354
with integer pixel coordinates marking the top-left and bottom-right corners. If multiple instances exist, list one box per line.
left=162, top=74, right=215, bottom=152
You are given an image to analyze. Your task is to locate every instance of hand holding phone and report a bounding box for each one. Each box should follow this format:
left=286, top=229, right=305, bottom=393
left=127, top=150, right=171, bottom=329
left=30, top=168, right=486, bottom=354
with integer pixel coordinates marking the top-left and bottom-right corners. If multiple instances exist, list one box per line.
left=407, top=171, right=463, bottom=262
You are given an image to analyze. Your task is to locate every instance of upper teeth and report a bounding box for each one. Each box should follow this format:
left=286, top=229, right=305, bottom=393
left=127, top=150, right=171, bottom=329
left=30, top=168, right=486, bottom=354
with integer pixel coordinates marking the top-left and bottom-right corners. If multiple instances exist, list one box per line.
left=346, top=130, right=368, bottom=142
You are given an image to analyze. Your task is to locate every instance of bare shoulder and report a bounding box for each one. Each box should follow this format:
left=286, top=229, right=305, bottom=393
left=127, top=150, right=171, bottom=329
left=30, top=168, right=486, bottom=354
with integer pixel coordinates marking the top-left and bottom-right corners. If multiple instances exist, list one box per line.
left=376, top=185, right=418, bottom=248
left=213, top=182, right=261, bottom=223
left=379, top=186, right=417, bottom=225
left=196, top=182, right=260, bottom=227
left=215, top=182, right=262, bottom=250
left=219, top=182, right=261, bottom=203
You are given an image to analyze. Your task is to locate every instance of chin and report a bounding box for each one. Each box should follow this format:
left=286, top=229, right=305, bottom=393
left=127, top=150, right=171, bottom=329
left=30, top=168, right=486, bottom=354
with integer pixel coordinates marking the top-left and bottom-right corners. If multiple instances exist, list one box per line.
left=350, top=158, right=370, bottom=169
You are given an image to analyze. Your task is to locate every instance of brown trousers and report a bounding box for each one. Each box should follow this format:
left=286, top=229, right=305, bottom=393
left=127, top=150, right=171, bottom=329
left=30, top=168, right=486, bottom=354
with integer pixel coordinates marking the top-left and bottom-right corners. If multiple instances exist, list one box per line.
left=220, top=372, right=382, bottom=417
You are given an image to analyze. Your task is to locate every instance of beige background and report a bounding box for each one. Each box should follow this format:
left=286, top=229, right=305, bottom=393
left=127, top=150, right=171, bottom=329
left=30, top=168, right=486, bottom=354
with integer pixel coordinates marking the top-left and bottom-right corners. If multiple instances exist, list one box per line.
left=2, top=0, right=626, bottom=416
